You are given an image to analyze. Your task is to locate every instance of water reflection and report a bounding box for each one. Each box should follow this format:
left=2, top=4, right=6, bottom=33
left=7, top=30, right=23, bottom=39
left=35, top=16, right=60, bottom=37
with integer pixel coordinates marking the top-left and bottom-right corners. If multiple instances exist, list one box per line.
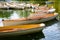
left=10, top=11, right=20, bottom=20
left=0, top=31, right=44, bottom=40
left=0, top=10, right=13, bottom=18
left=0, top=9, right=31, bottom=20
left=42, top=20, right=60, bottom=40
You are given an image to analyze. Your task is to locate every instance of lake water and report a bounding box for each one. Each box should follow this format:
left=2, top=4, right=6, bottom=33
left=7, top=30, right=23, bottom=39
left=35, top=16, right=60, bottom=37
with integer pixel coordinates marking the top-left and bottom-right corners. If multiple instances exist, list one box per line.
left=0, top=10, right=60, bottom=40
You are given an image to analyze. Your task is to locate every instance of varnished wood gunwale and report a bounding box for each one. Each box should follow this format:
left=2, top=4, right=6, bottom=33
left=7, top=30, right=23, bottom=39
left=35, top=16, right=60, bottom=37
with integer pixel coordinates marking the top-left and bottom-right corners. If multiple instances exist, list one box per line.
left=0, top=24, right=44, bottom=32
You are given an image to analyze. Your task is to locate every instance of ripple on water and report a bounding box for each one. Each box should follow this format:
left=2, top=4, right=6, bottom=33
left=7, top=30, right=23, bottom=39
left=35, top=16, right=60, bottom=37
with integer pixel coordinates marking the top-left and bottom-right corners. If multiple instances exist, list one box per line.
left=42, top=22, right=60, bottom=40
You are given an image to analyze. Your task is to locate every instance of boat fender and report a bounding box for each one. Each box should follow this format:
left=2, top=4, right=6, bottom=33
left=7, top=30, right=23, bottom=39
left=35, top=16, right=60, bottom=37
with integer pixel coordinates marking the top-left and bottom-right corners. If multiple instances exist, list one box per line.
left=40, top=23, right=45, bottom=27
left=48, top=8, right=56, bottom=13
left=0, top=19, right=4, bottom=27
left=54, top=13, right=58, bottom=15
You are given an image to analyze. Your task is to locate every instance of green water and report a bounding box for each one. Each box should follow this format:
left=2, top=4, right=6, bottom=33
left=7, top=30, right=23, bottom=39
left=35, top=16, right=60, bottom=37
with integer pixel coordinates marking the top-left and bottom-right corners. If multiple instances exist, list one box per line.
left=0, top=9, right=32, bottom=20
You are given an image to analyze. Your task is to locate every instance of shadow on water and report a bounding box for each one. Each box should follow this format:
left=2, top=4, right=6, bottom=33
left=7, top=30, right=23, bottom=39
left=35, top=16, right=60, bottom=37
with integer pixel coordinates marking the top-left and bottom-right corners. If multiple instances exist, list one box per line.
left=44, top=18, right=58, bottom=27
left=0, top=31, right=44, bottom=40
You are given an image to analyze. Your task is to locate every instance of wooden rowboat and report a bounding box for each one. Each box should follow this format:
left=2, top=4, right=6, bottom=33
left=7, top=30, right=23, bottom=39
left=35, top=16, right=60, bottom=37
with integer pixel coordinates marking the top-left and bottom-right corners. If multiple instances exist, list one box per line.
left=0, top=13, right=57, bottom=36
left=2, top=13, right=58, bottom=26
left=0, top=23, right=45, bottom=36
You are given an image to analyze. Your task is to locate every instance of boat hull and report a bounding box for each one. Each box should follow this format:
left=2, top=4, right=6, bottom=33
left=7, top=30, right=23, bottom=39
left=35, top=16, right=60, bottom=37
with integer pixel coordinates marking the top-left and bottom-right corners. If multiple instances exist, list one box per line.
left=0, top=13, right=58, bottom=36
left=0, top=27, right=43, bottom=36
left=0, top=23, right=45, bottom=36
left=3, top=13, right=58, bottom=26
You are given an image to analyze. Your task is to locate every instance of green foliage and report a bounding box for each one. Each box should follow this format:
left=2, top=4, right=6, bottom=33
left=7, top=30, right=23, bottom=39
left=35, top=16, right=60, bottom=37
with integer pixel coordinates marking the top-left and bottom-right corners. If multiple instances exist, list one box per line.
left=0, top=10, right=13, bottom=18
left=11, top=0, right=47, bottom=5
left=16, top=10, right=30, bottom=18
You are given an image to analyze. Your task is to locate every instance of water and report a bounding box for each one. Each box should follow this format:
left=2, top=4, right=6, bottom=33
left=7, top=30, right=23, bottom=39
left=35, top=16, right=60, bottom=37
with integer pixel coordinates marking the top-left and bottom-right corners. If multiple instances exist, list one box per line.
left=0, top=10, right=60, bottom=40
left=42, top=20, right=59, bottom=40
left=0, top=10, right=31, bottom=19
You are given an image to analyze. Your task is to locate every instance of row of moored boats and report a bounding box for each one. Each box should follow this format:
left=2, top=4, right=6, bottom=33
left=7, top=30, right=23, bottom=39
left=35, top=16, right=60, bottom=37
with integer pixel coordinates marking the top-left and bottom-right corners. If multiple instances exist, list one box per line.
left=0, top=2, right=39, bottom=9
